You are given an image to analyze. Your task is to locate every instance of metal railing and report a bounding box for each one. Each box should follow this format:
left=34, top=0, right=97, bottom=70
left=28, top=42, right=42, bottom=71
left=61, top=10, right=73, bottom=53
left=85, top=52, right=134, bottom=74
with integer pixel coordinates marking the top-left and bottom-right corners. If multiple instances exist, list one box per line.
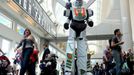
left=13, top=0, right=56, bottom=38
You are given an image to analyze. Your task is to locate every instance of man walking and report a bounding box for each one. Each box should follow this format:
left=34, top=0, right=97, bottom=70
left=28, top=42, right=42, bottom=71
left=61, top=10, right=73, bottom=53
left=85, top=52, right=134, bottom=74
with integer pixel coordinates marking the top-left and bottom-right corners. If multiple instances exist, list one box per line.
left=111, top=29, right=124, bottom=75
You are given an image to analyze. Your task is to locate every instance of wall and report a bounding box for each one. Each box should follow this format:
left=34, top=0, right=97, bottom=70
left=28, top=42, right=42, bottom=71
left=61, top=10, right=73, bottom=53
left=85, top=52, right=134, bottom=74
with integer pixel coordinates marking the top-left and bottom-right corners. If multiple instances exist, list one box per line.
left=0, top=24, right=22, bottom=42
left=101, top=0, right=113, bottom=20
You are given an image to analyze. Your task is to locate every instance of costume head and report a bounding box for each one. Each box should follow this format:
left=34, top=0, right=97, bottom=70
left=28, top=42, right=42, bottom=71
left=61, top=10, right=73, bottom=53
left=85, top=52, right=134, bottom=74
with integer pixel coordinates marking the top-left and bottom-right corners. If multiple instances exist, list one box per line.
left=65, top=0, right=72, bottom=9
left=74, top=0, right=83, bottom=7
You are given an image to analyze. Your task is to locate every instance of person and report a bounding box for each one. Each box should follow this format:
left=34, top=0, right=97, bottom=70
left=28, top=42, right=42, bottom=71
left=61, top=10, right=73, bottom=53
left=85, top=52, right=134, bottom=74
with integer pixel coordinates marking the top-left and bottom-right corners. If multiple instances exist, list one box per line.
left=14, top=28, right=38, bottom=75
left=120, top=51, right=130, bottom=75
left=103, top=46, right=113, bottom=75
left=13, top=50, right=22, bottom=75
left=127, top=49, right=134, bottom=75
left=93, top=62, right=100, bottom=75
left=111, top=29, right=124, bottom=75
left=99, top=63, right=105, bottom=75
left=42, top=44, right=50, bottom=61
left=61, top=61, right=65, bottom=75
left=0, top=48, right=10, bottom=75
left=27, top=49, right=39, bottom=75
left=63, top=0, right=93, bottom=74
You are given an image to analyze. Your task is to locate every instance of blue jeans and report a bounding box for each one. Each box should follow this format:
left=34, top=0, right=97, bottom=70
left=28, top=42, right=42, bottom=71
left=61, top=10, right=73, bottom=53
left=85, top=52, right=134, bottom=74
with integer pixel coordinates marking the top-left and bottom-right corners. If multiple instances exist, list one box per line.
left=27, top=62, right=36, bottom=75
left=20, top=48, right=34, bottom=75
left=95, top=70, right=99, bottom=75
left=112, top=50, right=121, bottom=75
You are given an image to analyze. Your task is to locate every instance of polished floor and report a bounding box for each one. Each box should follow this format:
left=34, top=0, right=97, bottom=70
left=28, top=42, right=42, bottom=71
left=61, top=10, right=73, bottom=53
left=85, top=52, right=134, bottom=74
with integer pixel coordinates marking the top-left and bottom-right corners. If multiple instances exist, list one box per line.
left=87, top=72, right=93, bottom=75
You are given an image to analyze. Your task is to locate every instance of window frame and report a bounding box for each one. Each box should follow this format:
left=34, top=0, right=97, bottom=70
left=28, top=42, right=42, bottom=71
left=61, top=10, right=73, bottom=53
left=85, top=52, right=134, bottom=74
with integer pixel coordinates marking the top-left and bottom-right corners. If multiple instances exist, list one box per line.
left=0, top=12, right=13, bottom=29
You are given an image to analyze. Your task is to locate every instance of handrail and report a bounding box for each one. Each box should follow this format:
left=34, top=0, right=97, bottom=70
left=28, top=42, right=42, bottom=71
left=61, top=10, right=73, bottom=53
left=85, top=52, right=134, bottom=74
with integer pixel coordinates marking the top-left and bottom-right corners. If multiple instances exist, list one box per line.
left=35, top=0, right=54, bottom=23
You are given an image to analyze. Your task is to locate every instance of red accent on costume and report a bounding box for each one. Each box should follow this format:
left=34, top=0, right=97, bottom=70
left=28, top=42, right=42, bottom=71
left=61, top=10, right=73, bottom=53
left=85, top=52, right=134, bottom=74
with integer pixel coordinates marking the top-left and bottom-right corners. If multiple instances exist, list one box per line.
left=74, top=8, right=78, bottom=16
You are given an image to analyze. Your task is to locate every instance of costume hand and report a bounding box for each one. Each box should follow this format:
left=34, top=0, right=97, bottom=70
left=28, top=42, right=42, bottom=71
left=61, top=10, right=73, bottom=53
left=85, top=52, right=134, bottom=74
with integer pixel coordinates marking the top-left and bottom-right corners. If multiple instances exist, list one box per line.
left=87, top=20, right=93, bottom=27
left=64, top=23, right=69, bottom=30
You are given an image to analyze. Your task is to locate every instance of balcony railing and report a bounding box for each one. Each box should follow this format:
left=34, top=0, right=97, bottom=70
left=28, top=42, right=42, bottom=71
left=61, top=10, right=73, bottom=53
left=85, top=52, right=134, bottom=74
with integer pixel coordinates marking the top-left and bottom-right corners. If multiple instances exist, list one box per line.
left=13, top=0, right=56, bottom=37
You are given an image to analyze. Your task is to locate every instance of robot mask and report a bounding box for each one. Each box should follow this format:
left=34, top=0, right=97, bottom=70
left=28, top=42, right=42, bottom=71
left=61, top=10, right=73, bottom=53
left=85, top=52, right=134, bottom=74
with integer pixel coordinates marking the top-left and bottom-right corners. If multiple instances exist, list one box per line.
left=74, top=0, right=83, bottom=7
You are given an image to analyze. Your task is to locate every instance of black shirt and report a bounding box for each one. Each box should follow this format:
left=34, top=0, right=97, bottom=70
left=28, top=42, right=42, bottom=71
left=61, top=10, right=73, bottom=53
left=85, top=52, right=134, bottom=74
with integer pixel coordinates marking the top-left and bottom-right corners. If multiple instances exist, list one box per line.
left=111, top=36, right=121, bottom=52
left=42, top=48, right=50, bottom=60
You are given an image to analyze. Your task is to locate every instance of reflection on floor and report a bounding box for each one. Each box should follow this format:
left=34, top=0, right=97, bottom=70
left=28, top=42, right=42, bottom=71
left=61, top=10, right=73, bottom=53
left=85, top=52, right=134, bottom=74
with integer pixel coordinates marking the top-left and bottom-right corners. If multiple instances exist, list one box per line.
left=87, top=72, right=93, bottom=75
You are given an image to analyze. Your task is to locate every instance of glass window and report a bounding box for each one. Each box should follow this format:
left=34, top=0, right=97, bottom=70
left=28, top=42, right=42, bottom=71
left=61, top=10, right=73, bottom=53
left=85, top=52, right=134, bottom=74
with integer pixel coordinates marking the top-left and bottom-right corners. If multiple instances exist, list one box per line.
left=1, top=39, right=11, bottom=54
left=16, top=24, right=25, bottom=35
left=0, top=13, right=12, bottom=28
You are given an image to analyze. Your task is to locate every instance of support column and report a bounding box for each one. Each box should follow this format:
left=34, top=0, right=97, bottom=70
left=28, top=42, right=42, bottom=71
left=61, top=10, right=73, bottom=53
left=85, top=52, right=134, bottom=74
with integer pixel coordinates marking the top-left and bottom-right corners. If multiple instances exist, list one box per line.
left=120, top=0, right=133, bottom=51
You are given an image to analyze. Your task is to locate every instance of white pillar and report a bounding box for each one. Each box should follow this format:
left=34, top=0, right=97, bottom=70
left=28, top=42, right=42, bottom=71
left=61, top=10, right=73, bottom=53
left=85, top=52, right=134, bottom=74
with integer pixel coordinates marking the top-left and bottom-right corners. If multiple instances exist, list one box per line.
left=120, top=0, right=133, bottom=51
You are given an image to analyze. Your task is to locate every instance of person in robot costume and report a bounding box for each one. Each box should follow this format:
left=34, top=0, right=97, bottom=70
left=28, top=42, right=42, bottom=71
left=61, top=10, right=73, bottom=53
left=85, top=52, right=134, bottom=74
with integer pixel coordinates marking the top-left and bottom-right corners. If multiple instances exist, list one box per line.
left=64, top=0, right=93, bottom=37
left=63, top=0, right=94, bottom=75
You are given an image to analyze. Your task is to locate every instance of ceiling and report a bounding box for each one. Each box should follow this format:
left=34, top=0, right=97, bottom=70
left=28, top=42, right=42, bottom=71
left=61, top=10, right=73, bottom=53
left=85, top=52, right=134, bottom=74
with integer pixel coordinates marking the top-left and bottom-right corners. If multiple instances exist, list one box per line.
left=36, top=0, right=134, bottom=58
left=37, top=0, right=103, bottom=37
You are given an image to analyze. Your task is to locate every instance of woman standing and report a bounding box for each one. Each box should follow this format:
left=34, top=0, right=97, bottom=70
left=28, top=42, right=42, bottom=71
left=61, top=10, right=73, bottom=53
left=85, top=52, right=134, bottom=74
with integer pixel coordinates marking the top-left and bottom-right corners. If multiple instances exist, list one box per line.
left=14, top=28, right=38, bottom=75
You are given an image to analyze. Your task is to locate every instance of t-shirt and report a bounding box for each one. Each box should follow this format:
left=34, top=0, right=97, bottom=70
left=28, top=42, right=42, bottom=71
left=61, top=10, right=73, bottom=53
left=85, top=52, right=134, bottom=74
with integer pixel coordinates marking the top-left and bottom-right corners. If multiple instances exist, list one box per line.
left=103, top=49, right=113, bottom=63
left=44, top=48, right=50, bottom=56
left=104, top=50, right=111, bottom=59
left=111, top=36, right=121, bottom=52
left=42, top=48, right=50, bottom=60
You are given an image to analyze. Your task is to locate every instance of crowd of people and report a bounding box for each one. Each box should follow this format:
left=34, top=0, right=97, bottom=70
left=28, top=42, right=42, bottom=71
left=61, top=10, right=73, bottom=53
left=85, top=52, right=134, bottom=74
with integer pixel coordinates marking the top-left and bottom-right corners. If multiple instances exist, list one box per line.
left=93, top=29, right=134, bottom=75
left=93, top=48, right=134, bottom=75
left=0, top=28, right=58, bottom=75
left=0, top=28, right=134, bottom=75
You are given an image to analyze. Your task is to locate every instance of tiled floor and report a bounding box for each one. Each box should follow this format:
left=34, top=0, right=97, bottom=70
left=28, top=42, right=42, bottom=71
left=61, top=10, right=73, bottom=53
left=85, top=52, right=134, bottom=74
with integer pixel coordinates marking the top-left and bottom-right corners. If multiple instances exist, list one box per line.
left=87, top=72, right=93, bottom=75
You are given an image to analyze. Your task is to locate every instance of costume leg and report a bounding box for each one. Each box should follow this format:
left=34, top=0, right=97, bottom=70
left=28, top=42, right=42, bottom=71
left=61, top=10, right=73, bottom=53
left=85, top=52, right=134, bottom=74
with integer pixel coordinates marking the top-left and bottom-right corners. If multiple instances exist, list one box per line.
left=87, top=55, right=91, bottom=72
left=77, top=30, right=88, bottom=75
left=65, top=28, right=75, bottom=75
